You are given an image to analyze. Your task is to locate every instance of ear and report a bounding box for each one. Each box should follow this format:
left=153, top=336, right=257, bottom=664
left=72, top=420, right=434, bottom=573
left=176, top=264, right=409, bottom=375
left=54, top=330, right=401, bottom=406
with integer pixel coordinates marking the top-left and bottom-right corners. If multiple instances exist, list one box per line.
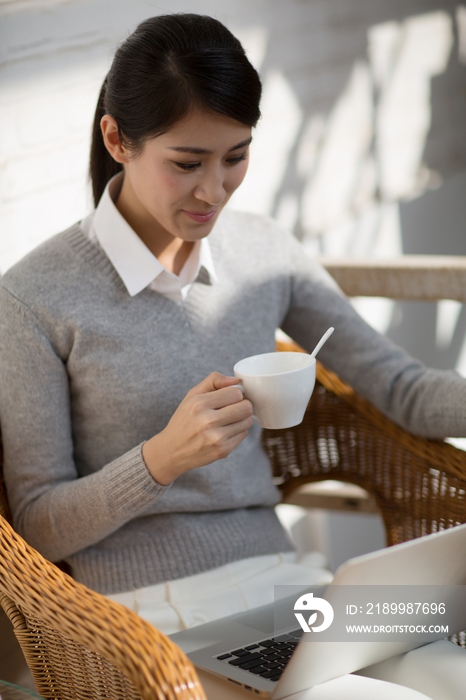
left=100, top=114, right=131, bottom=164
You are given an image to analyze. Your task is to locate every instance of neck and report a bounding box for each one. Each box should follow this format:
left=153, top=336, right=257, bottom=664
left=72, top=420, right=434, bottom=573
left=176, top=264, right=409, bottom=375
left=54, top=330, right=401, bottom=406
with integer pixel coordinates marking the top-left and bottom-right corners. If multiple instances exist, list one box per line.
left=114, top=175, right=193, bottom=276
left=156, top=239, right=195, bottom=276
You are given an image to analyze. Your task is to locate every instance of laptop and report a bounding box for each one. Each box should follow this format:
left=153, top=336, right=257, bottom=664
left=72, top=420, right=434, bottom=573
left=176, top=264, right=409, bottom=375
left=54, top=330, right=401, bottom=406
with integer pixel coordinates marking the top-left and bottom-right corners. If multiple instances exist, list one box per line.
left=170, top=522, right=466, bottom=698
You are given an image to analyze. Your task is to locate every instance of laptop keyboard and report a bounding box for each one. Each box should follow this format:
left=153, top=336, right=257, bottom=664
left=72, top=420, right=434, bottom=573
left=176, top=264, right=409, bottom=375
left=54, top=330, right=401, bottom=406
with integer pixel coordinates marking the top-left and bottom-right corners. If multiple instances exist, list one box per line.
left=215, top=629, right=303, bottom=683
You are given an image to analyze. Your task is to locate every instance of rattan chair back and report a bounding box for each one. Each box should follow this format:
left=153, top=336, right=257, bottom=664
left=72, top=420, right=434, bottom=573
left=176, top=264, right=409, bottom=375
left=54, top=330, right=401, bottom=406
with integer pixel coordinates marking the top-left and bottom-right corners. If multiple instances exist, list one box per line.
left=263, top=341, right=466, bottom=547
left=0, top=509, right=206, bottom=700
left=0, top=437, right=11, bottom=522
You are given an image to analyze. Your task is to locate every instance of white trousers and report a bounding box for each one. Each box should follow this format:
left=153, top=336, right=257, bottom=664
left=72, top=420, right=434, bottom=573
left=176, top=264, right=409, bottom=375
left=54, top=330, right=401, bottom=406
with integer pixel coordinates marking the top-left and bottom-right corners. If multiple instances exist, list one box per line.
left=107, top=551, right=332, bottom=632
left=108, top=553, right=466, bottom=700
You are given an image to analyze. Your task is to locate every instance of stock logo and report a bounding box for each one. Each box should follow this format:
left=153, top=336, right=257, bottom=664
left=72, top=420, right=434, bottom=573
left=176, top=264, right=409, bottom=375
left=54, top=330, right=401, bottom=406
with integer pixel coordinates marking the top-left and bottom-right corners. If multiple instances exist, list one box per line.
left=294, top=592, right=334, bottom=633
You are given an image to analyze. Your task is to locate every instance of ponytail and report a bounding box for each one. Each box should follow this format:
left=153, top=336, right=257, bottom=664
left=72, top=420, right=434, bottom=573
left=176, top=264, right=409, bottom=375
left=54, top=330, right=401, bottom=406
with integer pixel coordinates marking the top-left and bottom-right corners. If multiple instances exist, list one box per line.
left=89, top=78, right=123, bottom=206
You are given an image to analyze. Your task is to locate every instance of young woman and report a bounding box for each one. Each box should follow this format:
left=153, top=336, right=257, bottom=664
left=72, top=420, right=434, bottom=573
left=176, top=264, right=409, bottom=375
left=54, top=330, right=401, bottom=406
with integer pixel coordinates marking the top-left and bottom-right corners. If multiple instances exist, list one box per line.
left=1, top=13, right=465, bottom=699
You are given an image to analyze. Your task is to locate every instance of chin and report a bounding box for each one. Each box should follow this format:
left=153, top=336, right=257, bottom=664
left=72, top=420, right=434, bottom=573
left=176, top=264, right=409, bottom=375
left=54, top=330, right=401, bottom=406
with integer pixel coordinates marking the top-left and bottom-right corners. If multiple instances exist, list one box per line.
left=181, top=222, right=217, bottom=240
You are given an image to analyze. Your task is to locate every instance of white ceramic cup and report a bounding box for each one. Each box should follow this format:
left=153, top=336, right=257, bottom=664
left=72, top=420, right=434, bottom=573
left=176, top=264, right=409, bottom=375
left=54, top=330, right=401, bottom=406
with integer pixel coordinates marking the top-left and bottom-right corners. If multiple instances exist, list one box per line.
left=233, top=351, right=316, bottom=429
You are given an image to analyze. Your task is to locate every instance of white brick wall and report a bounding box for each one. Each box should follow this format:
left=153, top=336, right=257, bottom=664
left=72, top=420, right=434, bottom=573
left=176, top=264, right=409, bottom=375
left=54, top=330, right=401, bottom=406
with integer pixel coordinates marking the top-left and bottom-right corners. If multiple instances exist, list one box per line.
left=1, top=0, right=465, bottom=368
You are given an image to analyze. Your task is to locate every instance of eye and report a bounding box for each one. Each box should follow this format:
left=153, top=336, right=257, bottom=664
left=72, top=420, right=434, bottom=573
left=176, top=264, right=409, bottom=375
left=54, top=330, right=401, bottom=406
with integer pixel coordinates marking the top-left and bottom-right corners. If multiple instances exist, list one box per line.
left=174, top=161, right=201, bottom=171
left=226, top=153, right=248, bottom=165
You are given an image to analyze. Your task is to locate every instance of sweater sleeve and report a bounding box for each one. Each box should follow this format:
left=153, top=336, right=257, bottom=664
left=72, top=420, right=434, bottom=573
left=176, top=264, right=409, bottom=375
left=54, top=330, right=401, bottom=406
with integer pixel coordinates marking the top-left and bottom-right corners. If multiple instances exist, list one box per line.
left=280, top=232, right=466, bottom=439
left=0, top=285, right=170, bottom=562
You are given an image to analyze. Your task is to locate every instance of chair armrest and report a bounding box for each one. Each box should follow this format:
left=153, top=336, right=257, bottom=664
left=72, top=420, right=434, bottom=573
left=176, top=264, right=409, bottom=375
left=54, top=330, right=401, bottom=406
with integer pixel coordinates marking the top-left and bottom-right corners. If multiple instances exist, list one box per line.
left=318, top=255, right=466, bottom=301
left=284, top=481, right=379, bottom=514
left=266, top=341, right=466, bottom=547
left=0, top=515, right=206, bottom=700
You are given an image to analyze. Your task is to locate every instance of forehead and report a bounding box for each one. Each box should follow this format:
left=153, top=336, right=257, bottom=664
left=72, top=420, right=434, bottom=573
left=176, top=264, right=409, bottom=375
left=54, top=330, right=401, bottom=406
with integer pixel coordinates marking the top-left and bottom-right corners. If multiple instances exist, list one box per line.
left=154, top=109, right=252, bottom=153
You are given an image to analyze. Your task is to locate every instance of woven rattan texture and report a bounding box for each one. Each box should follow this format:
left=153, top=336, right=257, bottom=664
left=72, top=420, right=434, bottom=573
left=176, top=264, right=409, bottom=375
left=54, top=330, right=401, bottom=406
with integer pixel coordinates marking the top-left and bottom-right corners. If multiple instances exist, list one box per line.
left=9, top=611, right=143, bottom=700
left=264, top=342, right=466, bottom=545
left=0, top=438, right=11, bottom=523
left=0, top=513, right=206, bottom=700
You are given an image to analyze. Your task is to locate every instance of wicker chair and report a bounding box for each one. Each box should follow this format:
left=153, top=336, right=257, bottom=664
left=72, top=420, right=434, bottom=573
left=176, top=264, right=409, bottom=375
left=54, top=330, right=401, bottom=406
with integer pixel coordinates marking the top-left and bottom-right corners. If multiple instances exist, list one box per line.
left=265, top=343, right=466, bottom=546
left=0, top=455, right=206, bottom=700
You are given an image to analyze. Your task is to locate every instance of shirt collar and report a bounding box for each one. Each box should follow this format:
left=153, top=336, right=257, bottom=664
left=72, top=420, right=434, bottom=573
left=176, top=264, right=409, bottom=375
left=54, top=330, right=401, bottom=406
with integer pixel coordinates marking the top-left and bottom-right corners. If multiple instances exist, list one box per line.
left=92, top=174, right=218, bottom=297
left=198, top=233, right=218, bottom=284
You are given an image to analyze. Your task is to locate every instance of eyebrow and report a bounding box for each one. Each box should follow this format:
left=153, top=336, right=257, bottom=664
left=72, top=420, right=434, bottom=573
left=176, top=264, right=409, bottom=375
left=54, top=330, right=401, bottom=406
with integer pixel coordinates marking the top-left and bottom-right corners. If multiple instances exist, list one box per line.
left=167, top=137, right=253, bottom=155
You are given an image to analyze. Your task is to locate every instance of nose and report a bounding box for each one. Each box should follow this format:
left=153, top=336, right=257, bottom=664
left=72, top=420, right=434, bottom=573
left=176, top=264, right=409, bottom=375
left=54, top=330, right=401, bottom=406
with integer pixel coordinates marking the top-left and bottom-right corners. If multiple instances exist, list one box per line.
left=193, top=168, right=226, bottom=206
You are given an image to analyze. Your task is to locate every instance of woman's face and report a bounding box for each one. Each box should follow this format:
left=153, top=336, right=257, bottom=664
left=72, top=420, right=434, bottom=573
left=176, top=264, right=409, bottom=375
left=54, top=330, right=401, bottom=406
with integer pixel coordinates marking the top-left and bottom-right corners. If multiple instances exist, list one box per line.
left=104, top=109, right=252, bottom=245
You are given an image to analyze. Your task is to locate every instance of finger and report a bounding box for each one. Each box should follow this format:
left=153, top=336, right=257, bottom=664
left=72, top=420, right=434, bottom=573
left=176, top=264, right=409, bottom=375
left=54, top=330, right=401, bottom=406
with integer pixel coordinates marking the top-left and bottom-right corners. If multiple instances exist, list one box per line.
left=213, top=399, right=254, bottom=425
left=212, top=374, right=242, bottom=391
left=223, top=429, right=250, bottom=453
left=220, top=415, right=254, bottom=439
left=202, top=386, right=245, bottom=409
left=188, top=372, right=241, bottom=397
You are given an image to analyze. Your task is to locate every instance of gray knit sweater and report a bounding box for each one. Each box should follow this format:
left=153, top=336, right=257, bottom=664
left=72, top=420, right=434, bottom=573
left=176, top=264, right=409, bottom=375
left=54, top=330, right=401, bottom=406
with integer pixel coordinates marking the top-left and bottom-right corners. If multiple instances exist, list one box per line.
left=1, top=210, right=466, bottom=595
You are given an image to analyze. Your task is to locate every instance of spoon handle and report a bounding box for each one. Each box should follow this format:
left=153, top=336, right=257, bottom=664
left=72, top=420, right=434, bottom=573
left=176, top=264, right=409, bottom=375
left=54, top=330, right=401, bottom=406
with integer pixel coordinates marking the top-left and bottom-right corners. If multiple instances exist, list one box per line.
left=309, top=327, right=334, bottom=360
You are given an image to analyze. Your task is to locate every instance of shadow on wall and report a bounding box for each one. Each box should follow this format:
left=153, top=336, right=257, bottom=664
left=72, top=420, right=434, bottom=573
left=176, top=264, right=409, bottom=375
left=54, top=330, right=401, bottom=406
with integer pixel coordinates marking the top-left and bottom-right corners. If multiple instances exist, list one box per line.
left=233, top=1, right=464, bottom=247
left=232, top=1, right=466, bottom=374
left=388, top=170, right=466, bottom=372
left=393, top=35, right=466, bottom=372
left=1, top=0, right=465, bottom=269
left=0, top=0, right=465, bottom=370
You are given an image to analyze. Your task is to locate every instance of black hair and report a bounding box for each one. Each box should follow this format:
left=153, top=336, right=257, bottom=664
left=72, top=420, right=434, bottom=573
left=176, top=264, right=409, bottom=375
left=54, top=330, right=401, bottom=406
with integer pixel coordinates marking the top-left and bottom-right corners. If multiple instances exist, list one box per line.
left=89, top=13, right=262, bottom=205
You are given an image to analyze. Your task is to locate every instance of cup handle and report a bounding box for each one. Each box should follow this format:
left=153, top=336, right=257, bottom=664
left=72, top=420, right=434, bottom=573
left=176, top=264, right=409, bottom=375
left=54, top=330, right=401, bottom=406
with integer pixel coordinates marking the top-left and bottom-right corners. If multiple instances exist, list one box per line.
left=236, top=382, right=258, bottom=421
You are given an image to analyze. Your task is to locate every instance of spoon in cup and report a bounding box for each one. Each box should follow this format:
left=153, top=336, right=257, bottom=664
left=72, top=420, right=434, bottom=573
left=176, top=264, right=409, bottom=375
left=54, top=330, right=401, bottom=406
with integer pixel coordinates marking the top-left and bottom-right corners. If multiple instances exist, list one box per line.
left=309, top=327, right=334, bottom=361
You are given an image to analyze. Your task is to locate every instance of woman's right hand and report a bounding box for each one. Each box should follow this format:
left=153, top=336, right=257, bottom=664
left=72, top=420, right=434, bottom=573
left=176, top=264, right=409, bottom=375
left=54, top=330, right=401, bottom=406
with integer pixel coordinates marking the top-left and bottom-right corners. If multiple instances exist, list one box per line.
left=142, top=372, right=254, bottom=485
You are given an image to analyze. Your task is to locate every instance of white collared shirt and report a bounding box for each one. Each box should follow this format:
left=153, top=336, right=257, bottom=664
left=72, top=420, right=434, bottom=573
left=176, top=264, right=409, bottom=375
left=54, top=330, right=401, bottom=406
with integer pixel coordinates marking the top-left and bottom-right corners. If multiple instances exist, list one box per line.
left=81, top=174, right=217, bottom=301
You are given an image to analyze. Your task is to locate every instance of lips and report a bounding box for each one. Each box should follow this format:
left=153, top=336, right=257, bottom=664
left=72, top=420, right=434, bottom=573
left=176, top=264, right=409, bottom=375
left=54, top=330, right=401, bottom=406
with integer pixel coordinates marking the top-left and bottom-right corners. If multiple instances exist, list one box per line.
left=183, top=210, right=218, bottom=223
